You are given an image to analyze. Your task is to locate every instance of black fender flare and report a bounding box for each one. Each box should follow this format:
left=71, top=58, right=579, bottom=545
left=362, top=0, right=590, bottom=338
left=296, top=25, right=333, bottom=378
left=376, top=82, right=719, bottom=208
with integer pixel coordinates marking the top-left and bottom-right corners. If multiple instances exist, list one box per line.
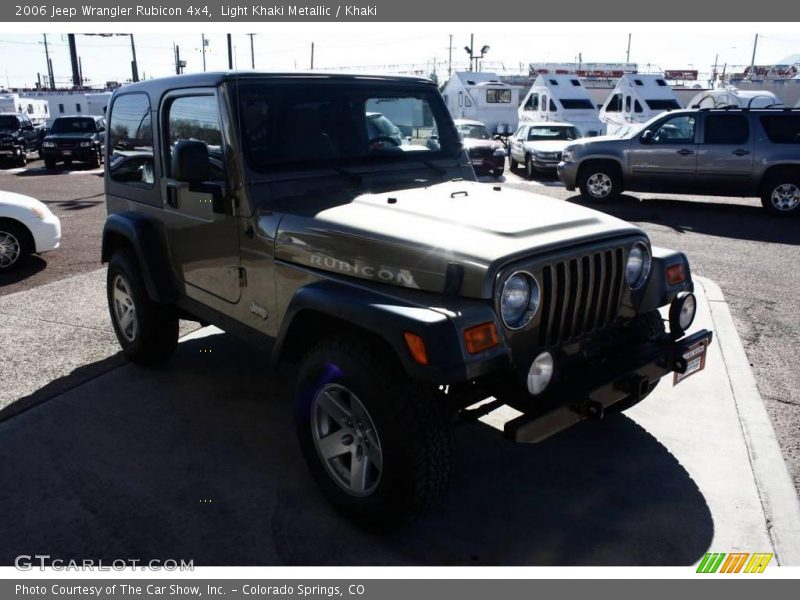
left=101, top=212, right=178, bottom=303
left=272, top=279, right=473, bottom=383
left=634, top=246, right=694, bottom=314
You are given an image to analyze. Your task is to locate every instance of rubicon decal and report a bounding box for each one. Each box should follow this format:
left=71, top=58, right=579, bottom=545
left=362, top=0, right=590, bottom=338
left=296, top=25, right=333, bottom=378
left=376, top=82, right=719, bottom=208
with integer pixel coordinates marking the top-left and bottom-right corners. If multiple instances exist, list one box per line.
left=696, top=552, right=773, bottom=573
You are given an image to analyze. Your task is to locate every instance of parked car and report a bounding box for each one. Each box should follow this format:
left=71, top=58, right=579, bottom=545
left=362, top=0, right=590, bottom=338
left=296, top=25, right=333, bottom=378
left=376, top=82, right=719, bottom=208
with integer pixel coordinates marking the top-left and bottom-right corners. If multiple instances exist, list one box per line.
left=558, top=107, right=800, bottom=216
left=0, top=191, right=61, bottom=271
left=509, top=122, right=580, bottom=178
left=454, top=118, right=506, bottom=177
left=102, top=72, right=711, bottom=529
left=365, top=112, right=407, bottom=148
left=0, top=112, right=45, bottom=167
left=41, top=115, right=105, bottom=169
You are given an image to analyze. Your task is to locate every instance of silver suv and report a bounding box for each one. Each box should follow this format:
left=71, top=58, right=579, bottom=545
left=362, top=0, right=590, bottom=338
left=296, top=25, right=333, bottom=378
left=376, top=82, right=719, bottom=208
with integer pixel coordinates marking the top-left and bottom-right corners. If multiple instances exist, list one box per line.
left=558, top=108, right=800, bottom=216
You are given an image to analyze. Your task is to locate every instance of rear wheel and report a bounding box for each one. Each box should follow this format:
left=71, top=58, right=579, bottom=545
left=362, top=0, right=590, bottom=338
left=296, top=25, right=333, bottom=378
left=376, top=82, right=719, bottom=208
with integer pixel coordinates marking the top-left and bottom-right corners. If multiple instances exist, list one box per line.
left=106, top=251, right=179, bottom=365
left=294, top=337, right=454, bottom=530
left=525, top=154, right=535, bottom=179
left=761, top=175, right=800, bottom=216
left=0, top=221, right=31, bottom=271
left=579, top=165, right=622, bottom=200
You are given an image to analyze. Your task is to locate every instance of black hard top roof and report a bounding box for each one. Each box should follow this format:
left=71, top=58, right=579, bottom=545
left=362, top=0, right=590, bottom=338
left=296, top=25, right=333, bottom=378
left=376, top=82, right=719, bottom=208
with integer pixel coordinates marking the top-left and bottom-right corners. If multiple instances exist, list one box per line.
left=118, top=71, right=435, bottom=98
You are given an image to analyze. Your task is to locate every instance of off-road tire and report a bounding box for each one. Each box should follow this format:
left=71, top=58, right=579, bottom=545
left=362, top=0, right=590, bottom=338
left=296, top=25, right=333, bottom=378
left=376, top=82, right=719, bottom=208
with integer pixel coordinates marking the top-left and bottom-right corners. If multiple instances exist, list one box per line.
left=760, top=174, right=800, bottom=216
left=606, top=311, right=666, bottom=414
left=294, top=336, right=454, bottom=531
left=578, top=164, right=623, bottom=201
left=106, top=251, right=179, bottom=365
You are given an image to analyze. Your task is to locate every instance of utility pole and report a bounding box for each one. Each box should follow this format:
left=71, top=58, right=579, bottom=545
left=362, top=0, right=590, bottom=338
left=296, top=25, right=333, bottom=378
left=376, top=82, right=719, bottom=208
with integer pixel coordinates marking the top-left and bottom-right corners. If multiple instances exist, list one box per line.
left=129, top=34, right=139, bottom=82
left=227, top=34, right=233, bottom=70
left=469, top=33, right=474, bottom=71
left=626, top=33, right=632, bottom=63
left=67, top=34, right=81, bottom=88
left=712, top=53, right=719, bottom=87
left=448, top=34, right=453, bottom=77
left=749, top=33, right=759, bottom=77
left=174, top=44, right=182, bottom=75
left=201, top=34, right=207, bottom=71
left=247, top=33, right=256, bottom=69
left=78, top=56, right=84, bottom=87
left=310, top=42, right=315, bottom=70
left=42, top=34, right=55, bottom=89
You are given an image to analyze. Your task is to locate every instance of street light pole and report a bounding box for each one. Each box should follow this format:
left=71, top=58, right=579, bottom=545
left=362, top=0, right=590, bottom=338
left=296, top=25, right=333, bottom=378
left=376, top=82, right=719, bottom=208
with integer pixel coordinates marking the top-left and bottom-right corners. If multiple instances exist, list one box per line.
left=227, top=34, right=233, bottom=70
left=247, top=33, right=256, bottom=69
left=201, top=34, right=207, bottom=71
left=129, top=34, right=139, bottom=82
left=42, top=34, right=55, bottom=89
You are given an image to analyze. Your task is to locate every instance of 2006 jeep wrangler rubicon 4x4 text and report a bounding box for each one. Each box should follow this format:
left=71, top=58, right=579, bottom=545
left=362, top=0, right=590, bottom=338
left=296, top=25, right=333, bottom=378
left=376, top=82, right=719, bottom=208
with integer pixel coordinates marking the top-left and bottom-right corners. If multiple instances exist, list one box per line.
left=102, top=72, right=712, bottom=529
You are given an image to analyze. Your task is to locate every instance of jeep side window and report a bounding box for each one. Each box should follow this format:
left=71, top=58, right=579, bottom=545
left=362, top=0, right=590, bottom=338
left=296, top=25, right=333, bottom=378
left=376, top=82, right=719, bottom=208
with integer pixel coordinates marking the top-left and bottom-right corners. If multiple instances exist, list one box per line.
left=108, top=92, right=154, bottom=187
left=651, top=115, right=696, bottom=144
left=704, top=115, right=749, bottom=145
left=166, top=95, right=225, bottom=181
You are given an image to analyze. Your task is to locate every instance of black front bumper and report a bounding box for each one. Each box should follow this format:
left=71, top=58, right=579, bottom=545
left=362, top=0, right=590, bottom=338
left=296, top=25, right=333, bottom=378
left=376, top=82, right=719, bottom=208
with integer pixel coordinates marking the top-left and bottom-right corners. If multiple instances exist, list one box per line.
left=504, top=328, right=713, bottom=443
left=42, top=147, right=96, bottom=162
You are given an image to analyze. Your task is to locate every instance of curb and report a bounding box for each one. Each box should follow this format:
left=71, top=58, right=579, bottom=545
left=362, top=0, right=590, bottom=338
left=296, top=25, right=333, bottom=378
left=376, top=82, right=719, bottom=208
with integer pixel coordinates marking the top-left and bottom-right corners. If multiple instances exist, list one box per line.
left=696, top=276, right=800, bottom=565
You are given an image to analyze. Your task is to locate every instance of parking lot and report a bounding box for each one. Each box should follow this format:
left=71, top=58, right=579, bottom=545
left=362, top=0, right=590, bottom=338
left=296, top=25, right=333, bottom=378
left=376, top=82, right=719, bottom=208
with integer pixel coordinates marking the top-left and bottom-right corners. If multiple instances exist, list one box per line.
left=1, top=156, right=799, bottom=564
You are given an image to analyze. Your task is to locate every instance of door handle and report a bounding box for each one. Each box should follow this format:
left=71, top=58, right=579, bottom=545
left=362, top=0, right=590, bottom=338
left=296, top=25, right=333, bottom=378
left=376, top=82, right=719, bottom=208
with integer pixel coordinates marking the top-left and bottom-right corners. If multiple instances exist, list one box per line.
left=732, top=149, right=751, bottom=156
left=166, top=185, right=179, bottom=209
left=677, top=149, right=694, bottom=156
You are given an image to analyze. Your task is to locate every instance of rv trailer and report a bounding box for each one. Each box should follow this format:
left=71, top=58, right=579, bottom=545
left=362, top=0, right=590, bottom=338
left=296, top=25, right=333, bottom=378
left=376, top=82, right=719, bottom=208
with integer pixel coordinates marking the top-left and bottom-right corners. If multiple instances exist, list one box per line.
left=687, top=87, right=783, bottom=109
left=599, top=74, right=682, bottom=136
left=441, top=72, right=520, bottom=135
left=518, top=75, right=604, bottom=137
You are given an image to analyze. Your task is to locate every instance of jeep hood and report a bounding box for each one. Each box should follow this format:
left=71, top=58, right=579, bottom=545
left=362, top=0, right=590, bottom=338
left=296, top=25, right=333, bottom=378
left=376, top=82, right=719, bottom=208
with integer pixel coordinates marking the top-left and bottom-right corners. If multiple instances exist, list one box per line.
left=272, top=180, right=642, bottom=299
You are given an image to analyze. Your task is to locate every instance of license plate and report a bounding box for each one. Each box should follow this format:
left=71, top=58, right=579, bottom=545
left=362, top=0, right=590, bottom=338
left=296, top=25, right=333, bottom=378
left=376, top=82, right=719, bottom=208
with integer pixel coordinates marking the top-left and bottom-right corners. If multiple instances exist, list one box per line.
left=673, top=339, right=709, bottom=385
left=471, top=159, right=483, bottom=166
left=62, top=150, right=72, bottom=156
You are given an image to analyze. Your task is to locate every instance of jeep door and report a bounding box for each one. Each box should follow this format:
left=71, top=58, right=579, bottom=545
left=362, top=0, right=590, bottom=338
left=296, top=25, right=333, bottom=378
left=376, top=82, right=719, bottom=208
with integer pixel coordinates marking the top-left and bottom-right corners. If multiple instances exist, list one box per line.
left=695, top=113, right=756, bottom=195
left=627, top=114, right=698, bottom=192
left=160, top=89, right=242, bottom=304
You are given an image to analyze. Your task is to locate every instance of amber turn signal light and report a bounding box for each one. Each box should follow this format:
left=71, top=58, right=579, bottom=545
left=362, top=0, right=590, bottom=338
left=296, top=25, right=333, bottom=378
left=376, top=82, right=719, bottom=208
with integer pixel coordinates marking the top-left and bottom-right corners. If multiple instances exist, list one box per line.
left=403, top=332, right=429, bottom=365
left=464, top=322, right=500, bottom=354
left=666, top=264, right=686, bottom=286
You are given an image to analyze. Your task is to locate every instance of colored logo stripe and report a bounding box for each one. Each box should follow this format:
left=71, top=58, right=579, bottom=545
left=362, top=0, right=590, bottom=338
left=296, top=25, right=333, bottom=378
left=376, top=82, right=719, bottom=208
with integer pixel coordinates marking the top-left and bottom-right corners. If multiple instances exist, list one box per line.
left=696, top=552, right=773, bottom=573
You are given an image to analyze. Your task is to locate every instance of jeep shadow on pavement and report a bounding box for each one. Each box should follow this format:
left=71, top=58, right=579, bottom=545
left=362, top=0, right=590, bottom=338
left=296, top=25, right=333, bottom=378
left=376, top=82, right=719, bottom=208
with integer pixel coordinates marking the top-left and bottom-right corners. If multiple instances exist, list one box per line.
left=101, top=72, right=713, bottom=530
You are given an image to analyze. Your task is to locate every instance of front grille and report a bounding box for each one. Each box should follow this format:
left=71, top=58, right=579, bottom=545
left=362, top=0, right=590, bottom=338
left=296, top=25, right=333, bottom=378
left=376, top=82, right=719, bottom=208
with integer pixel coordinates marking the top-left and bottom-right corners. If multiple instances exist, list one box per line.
left=537, top=152, right=562, bottom=161
left=469, top=146, right=496, bottom=158
left=56, top=140, right=79, bottom=149
left=538, top=246, right=626, bottom=347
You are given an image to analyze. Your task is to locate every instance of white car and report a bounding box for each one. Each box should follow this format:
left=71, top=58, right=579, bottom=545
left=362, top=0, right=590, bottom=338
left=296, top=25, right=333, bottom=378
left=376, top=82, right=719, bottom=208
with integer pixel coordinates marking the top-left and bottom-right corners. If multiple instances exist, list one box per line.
left=0, top=191, right=61, bottom=271
left=509, top=122, right=580, bottom=179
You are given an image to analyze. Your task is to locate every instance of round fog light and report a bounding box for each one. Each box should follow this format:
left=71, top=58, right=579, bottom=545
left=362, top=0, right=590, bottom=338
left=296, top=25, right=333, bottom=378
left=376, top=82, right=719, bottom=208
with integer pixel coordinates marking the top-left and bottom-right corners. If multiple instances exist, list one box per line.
left=669, top=291, right=696, bottom=336
left=527, top=351, right=554, bottom=396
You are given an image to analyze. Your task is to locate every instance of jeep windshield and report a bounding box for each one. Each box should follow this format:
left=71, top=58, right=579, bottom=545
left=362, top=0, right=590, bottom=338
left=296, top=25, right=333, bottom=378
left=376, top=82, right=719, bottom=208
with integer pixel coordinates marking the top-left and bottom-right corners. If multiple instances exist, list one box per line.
left=0, top=116, right=19, bottom=130
left=50, top=117, right=98, bottom=133
left=237, top=80, right=460, bottom=172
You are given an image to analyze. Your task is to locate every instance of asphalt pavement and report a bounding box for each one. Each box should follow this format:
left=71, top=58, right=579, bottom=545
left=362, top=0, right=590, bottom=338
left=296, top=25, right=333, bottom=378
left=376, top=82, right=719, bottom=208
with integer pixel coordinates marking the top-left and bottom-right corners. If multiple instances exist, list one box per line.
left=1, top=273, right=798, bottom=565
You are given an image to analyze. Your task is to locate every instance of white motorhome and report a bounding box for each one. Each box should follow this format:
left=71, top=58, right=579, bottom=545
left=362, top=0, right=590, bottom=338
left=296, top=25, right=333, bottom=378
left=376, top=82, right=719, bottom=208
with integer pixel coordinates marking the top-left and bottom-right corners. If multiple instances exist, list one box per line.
left=5, top=89, right=113, bottom=126
left=599, top=74, right=682, bottom=136
left=687, top=87, right=783, bottom=109
left=0, top=94, right=49, bottom=126
left=441, top=72, right=520, bottom=135
left=518, top=75, right=604, bottom=137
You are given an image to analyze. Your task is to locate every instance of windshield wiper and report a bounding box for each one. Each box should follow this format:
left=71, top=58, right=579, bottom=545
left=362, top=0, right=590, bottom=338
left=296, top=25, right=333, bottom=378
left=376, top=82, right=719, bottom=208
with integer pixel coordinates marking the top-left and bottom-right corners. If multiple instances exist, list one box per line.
left=332, top=167, right=363, bottom=186
left=416, top=160, right=447, bottom=177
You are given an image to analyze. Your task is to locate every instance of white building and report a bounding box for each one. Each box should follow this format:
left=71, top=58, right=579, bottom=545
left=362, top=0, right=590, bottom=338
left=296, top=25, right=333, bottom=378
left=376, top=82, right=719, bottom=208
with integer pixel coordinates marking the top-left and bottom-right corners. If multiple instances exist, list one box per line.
left=518, top=75, right=604, bottom=137
left=441, top=72, right=521, bottom=135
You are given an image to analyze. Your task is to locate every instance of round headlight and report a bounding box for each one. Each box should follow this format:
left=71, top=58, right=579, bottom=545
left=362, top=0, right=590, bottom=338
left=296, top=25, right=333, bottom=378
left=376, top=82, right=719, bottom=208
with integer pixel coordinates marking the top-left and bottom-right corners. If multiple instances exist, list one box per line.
left=626, top=242, right=651, bottom=290
left=527, top=351, right=554, bottom=396
left=669, top=291, right=697, bottom=336
left=500, top=272, right=540, bottom=330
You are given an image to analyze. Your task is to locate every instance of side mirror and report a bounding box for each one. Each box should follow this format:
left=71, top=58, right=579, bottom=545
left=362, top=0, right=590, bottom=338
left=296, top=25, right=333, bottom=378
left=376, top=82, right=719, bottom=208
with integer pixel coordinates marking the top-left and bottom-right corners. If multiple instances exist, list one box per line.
left=172, top=139, right=209, bottom=183
left=641, top=130, right=654, bottom=143
left=493, top=134, right=503, bottom=140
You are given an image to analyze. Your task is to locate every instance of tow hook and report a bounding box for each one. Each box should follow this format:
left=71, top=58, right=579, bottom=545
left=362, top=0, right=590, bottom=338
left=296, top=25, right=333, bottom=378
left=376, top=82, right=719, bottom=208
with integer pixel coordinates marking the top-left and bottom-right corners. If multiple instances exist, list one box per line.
left=576, top=399, right=604, bottom=421
left=615, top=374, right=652, bottom=400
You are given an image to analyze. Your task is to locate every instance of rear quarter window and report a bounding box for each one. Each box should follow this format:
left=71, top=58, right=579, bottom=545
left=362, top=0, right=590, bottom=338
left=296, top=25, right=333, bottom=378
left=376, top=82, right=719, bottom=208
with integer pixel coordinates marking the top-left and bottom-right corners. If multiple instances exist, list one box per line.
left=760, top=115, right=800, bottom=144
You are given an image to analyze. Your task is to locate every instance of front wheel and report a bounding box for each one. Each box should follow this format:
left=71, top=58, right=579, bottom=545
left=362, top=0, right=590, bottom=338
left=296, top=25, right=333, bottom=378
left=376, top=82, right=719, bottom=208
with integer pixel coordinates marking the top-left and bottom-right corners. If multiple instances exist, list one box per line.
left=294, top=337, right=454, bottom=530
left=525, top=154, right=535, bottom=179
left=761, top=176, right=800, bottom=216
left=0, top=221, right=31, bottom=271
left=15, top=149, right=27, bottom=167
left=106, top=251, right=179, bottom=365
left=579, top=166, right=622, bottom=200
left=509, top=156, right=519, bottom=171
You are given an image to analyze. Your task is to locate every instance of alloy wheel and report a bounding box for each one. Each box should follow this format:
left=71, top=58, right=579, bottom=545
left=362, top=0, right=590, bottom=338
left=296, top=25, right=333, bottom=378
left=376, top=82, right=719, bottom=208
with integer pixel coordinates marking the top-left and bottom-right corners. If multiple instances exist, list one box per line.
left=112, top=274, right=138, bottom=342
left=587, top=172, right=613, bottom=198
left=311, top=383, right=383, bottom=497
left=0, top=231, right=21, bottom=268
left=771, top=183, right=800, bottom=212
